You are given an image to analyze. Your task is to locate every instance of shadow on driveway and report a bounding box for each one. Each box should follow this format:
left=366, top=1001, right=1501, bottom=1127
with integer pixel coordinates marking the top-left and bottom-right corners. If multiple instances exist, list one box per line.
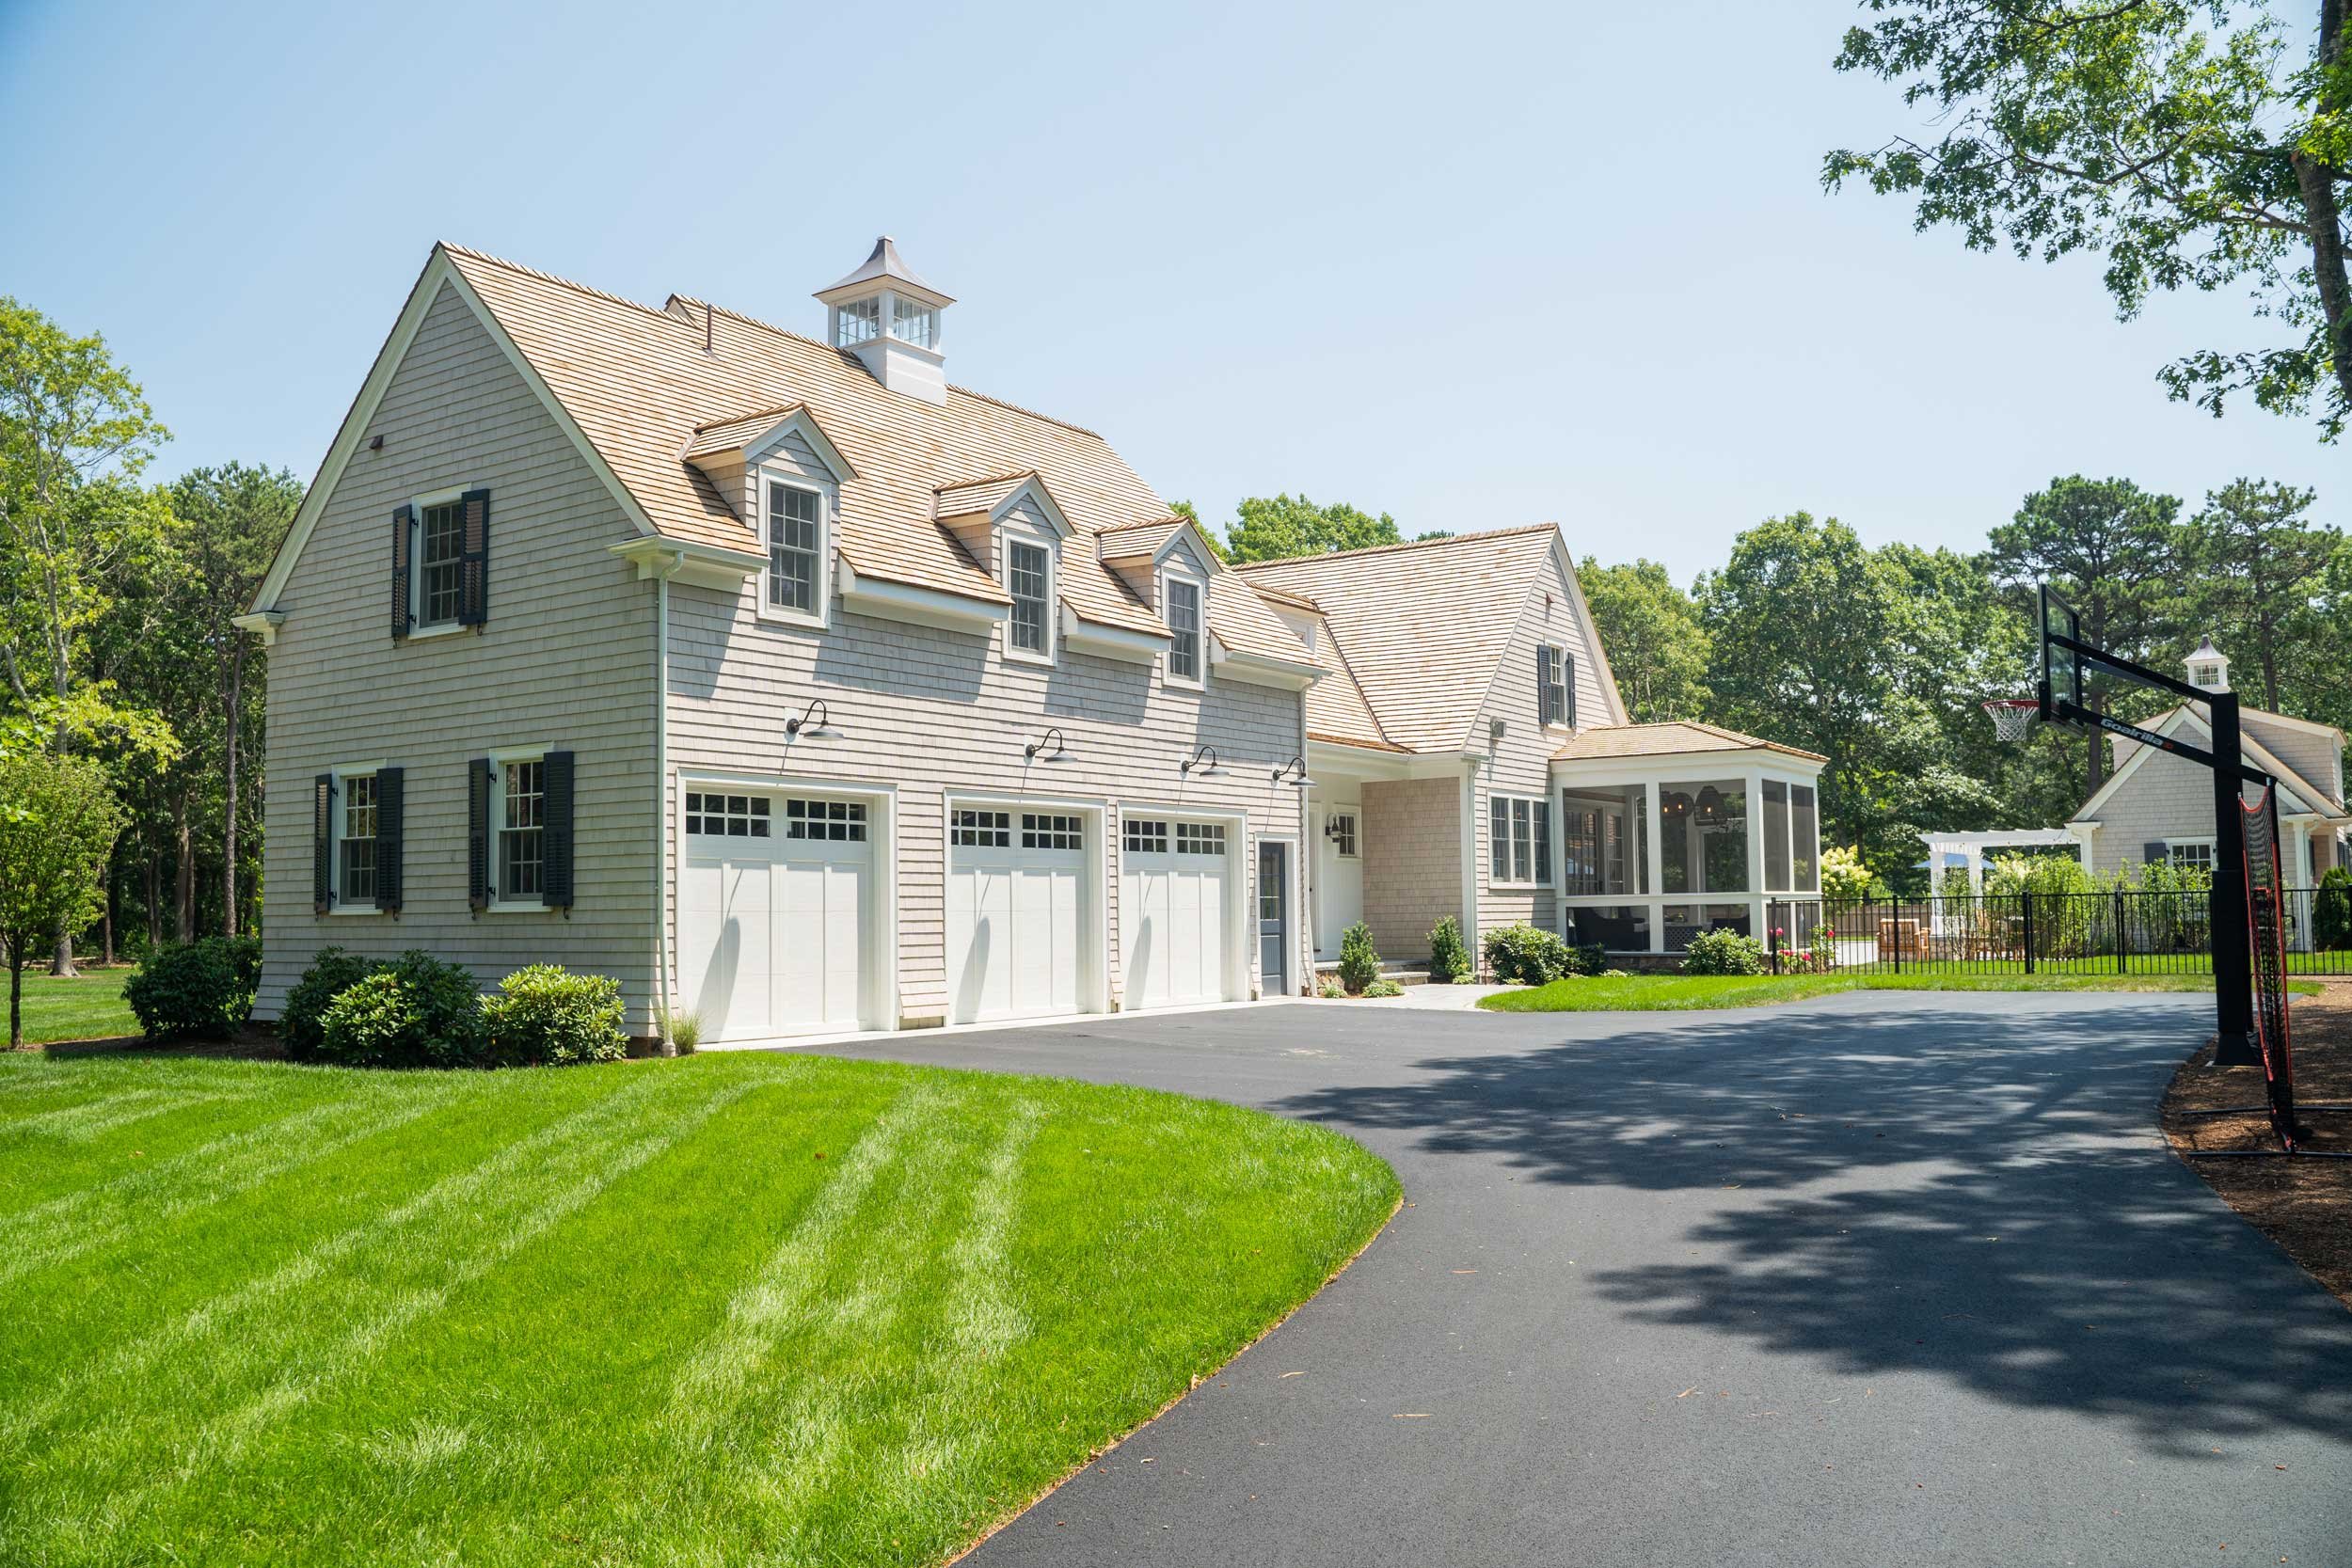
left=1275, top=999, right=2352, bottom=1459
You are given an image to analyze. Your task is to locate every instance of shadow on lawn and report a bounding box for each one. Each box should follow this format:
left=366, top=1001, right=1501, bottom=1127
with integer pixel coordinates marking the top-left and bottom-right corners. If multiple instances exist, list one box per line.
left=1279, top=998, right=2352, bottom=1457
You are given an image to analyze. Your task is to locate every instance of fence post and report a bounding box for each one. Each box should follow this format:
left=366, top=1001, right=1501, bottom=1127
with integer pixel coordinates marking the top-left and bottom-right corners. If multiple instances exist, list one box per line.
left=2023, top=894, right=2036, bottom=975
left=1769, top=903, right=1781, bottom=974
left=1890, top=898, right=1900, bottom=975
left=2114, top=888, right=2126, bottom=975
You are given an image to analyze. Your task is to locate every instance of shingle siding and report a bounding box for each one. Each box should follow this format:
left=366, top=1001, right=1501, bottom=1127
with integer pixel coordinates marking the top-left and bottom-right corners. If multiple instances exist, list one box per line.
left=1359, top=776, right=1463, bottom=959
left=257, top=281, right=659, bottom=1021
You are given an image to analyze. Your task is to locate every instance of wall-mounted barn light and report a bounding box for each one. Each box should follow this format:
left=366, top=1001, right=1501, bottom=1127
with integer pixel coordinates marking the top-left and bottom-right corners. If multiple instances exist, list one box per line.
left=786, top=700, right=831, bottom=738
left=1180, top=744, right=1223, bottom=778
left=1272, top=755, right=1314, bottom=788
left=1025, top=727, right=1067, bottom=762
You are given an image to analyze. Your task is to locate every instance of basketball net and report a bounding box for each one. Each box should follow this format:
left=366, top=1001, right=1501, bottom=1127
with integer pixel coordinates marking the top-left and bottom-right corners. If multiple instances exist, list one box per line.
left=1983, top=698, right=2040, bottom=743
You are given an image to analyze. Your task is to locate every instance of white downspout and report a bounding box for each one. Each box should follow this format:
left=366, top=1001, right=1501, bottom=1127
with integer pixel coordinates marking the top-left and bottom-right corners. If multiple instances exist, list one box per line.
left=653, top=552, right=680, bottom=1051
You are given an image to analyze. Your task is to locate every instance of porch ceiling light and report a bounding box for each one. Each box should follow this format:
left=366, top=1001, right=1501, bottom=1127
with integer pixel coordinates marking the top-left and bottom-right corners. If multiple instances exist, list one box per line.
left=1180, top=743, right=1223, bottom=777
left=1273, top=755, right=1314, bottom=788
left=1025, top=727, right=1067, bottom=762
left=786, top=700, right=831, bottom=738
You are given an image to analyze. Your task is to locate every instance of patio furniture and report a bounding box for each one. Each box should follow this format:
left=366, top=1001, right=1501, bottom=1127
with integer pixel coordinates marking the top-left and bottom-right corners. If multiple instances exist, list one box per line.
left=1877, top=918, right=1927, bottom=962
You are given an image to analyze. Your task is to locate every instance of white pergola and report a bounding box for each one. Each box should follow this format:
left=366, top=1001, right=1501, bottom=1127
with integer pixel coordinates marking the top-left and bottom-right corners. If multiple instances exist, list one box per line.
left=1919, top=829, right=2091, bottom=896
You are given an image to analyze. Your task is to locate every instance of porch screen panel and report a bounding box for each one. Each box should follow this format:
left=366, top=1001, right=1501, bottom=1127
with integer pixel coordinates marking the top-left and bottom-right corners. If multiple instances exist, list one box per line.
left=1764, top=780, right=1791, bottom=891
left=1662, top=779, right=1748, bottom=895
left=1791, top=785, right=1819, bottom=893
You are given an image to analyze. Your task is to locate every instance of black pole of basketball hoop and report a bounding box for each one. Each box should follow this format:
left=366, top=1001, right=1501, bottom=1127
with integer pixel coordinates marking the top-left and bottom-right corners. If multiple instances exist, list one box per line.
left=2042, top=636, right=2267, bottom=1069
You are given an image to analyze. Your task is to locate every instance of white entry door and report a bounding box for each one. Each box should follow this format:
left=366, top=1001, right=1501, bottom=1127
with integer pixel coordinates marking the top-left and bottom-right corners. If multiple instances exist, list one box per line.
left=678, top=791, right=873, bottom=1042
left=1120, top=816, right=1235, bottom=1009
left=946, top=808, right=1088, bottom=1023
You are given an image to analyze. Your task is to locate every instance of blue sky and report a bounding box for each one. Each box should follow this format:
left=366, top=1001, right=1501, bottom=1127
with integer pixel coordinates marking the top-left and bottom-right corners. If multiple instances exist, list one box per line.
left=1, top=0, right=2334, bottom=584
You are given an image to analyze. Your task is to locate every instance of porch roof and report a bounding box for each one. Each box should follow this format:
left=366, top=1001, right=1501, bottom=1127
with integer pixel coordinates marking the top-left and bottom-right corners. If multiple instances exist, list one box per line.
left=1552, top=720, right=1826, bottom=766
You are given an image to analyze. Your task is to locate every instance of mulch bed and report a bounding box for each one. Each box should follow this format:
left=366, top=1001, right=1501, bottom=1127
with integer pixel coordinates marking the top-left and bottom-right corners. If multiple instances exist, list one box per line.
left=2161, top=982, right=2352, bottom=1308
left=21, top=1024, right=285, bottom=1060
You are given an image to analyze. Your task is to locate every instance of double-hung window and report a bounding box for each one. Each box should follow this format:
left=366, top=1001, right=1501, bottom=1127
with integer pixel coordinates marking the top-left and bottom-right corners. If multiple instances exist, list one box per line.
left=766, top=482, right=823, bottom=619
left=340, top=774, right=378, bottom=903
left=1538, top=644, right=1570, bottom=727
left=1166, top=576, right=1202, bottom=685
left=418, top=500, right=466, bottom=628
left=1328, top=812, right=1358, bottom=858
left=1008, top=539, right=1052, bottom=659
left=500, top=759, right=545, bottom=899
left=1488, top=796, right=1552, bottom=887
left=2165, top=838, right=2217, bottom=874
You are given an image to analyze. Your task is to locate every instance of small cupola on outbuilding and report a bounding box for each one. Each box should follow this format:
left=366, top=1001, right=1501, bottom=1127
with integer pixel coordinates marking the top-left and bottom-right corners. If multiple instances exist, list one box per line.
left=2185, top=634, right=2231, bottom=693
left=816, top=236, right=953, bottom=406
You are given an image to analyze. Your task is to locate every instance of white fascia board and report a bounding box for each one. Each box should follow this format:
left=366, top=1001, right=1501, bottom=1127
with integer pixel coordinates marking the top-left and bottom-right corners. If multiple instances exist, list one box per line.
left=1306, top=736, right=1411, bottom=779
left=837, top=560, right=1009, bottom=634
left=993, top=479, right=1073, bottom=539
left=1549, top=750, right=1823, bottom=790
left=1152, top=517, right=1229, bottom=572
left=740, top=407, right=859, bottom=483
left=610, top=538, right=763, bottom=592
left=1208, top=633, right=1322, bottom=690
left=1061, top=604, right=1165, bottom=664
left=230, top=610, right=285, bottom=645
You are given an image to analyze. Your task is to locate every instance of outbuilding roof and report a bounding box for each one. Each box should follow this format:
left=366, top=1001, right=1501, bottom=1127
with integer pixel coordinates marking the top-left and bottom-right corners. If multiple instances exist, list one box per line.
left=1550, top=720, right=1828, bottom=765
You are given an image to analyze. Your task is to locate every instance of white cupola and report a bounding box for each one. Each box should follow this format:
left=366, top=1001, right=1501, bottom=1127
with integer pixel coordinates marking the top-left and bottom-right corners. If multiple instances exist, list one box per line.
left=815, top=236, right=953, bottom=406
left=2185, top=634, right=2231, bottom=693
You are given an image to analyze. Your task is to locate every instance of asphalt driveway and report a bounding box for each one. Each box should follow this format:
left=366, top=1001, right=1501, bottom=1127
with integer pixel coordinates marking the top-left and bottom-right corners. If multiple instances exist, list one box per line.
left=826, top=991, right=2352, bottom=1567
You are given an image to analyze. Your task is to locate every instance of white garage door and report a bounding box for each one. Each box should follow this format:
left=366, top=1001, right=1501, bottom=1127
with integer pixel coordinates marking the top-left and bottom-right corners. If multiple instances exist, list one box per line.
left=946, top=808, right=1088, bottom=1024
left=678, top=791, right=873, bottom=1042
left=1120, top=816, right=1235, bottom=1010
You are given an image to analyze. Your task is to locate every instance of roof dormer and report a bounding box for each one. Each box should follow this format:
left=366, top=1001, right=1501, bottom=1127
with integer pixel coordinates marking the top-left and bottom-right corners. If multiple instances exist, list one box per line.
left=816, top=236, right=953, bottom=406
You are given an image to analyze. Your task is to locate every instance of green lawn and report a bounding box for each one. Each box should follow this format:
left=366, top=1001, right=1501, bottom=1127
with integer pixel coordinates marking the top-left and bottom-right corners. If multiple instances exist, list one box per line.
left=8, top=968, right=139, bottom=1046
left=0, top=1051, right=1397, bottom=1565
left=1477, top=971, right=2327, bottom=1012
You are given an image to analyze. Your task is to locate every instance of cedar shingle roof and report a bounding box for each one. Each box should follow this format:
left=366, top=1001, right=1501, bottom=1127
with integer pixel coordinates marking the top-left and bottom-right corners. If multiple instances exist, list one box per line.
left=440, top=245, right=1307, bottom=654
left=1235, top=526, right=1564, bottom=753
left=1550, top=721, right=1827, bottom=765
left=933, top=471, right=1041, bottom=519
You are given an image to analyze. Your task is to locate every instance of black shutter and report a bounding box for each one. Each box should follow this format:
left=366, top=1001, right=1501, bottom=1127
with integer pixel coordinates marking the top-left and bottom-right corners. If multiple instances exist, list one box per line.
left=1535, top=645, right=1555, bottom=725
left=458, top=488, right=489, bottom=627
left=313, top=774, right=334, bottom=914
left=469, top=758, right=492, bottom=911
left=1565, top=650, right=1578, bottom=729
left=375, top=767, right=405, bottom=912
left=2144, top=841, right=2169, bottom=864
left=541, top=751, right=575, bottom=909
left=391, top=504, right=414, bottom=640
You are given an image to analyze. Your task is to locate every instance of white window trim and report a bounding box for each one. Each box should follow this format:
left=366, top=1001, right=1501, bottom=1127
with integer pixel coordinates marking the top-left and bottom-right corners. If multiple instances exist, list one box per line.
left=1002, top=531, right=1057, bottom=668
left=484, top=747, right=551, bottom=914
left=1487, top=792, right=1553, bottom=890
left=326, top=760, right=389, bottom=914
left=1162, top=567, right=1206, bottom=689
left=2163, top=836, right=2217, bottom=868
left=756, top=473, right=831, bottom=630
left=1540, top=641, right=1572, bottom=731
left=1328, top=811, right=1359, bottom=859
left=406, top=485, right=469, bottom=637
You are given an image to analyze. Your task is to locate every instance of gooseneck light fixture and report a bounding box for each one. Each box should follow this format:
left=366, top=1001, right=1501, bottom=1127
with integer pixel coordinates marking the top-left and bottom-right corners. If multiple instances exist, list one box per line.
left=1025, top=727, right=1067, bottom=762
left=1272, top=755, right=1314, bottom=788
left=786, top=700, right=831, bottom=739
left=1180, top=744, right=1223, bottom=778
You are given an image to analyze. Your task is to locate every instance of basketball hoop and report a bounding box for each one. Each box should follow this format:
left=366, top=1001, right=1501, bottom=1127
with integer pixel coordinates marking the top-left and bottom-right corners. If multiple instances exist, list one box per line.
left=1983, top=698, right=2041, bottom=743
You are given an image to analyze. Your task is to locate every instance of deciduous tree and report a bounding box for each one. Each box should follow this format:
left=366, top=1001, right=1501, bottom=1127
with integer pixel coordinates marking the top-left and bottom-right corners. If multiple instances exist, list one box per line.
left=2178, top=477, right=2339, bottom=711
left=1575, top=557, right=1710, bottom=722
left=0, top=751, right=125, bottom=1046
left=1827, top=2, right=2352, bottom=439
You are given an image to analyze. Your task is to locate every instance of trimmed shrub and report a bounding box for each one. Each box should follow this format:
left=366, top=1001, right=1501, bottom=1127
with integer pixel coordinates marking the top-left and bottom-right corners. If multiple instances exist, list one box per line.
left=1569, top=942, right=1607, bottom=979
left=1338, top=921, right=1381, bottom=994
left=484, top=965, right=628, bottom=1066
left=124, top=936, right=261, bottom=1040
left=316, top=951, right=484, bottom=1069
left=280, top=946, right=380, bottom=1062
left=2316, top=867, right=2352, bottom=952
left=1483, top=922, right=1573, bottom=985
left=1363, top=978, right=1405, bottom=998
left=1427, top=915, right=1470, bottom=984
left=1680, top=927, right=1767, bottom=975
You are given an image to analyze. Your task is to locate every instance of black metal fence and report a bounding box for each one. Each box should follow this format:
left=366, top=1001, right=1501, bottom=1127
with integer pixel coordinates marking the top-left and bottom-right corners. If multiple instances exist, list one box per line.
left=1761, top=890, right=2352, bottom=977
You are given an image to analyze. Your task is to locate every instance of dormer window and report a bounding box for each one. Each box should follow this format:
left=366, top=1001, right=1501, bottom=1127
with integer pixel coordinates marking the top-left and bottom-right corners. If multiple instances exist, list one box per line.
left=765, top=480, right=826, bottom=623
left=1008, top=538, right=1053, bottom=662
left=1166, top=575, right=1203, bottom=686
left=835, top=297, right=881, bottom=347
left=891, top=295, right=938, bottom=349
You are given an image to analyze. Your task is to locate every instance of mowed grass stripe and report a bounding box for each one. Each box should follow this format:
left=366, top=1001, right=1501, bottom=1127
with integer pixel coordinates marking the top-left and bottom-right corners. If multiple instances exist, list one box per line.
left=0, top=1074, right=488, bottom=1289
left=0, top=1054, right=1400, bottom=1568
